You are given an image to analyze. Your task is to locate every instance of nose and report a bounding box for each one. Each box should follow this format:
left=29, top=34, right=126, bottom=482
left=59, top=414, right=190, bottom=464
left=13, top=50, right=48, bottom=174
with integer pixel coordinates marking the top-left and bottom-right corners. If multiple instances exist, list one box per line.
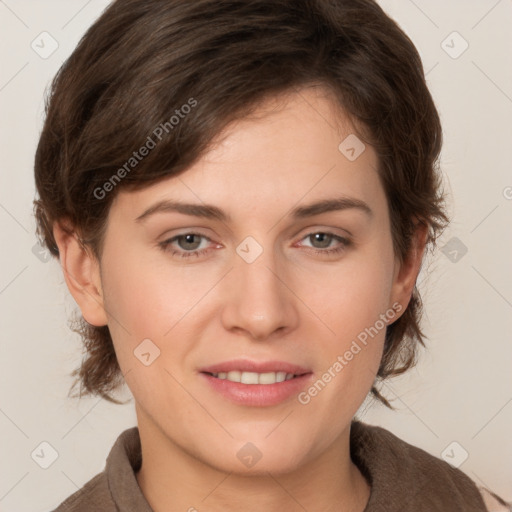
left=220, top=243, right=299, bottom=341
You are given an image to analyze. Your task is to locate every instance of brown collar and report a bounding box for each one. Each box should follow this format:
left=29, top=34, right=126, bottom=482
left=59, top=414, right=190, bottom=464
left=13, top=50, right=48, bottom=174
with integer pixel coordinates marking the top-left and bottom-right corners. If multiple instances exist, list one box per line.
left=105, top=421, right=487, bottom=511
left=349, top=420, right=487, bottom=511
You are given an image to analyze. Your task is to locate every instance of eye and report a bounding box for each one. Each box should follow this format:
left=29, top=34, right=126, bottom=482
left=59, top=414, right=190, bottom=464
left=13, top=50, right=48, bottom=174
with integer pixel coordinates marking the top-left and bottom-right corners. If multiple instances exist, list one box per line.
left=299, top=231, right=351, bottom=257
left=159, top=233, right=213, bottom=259
left=159, top=231, right=351, bottom=259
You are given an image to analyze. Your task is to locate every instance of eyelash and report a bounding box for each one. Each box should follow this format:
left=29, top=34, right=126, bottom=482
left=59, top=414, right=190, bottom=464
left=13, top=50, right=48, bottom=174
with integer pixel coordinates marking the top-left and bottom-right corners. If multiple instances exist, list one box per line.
left=159, top=231, right=351, bottom=259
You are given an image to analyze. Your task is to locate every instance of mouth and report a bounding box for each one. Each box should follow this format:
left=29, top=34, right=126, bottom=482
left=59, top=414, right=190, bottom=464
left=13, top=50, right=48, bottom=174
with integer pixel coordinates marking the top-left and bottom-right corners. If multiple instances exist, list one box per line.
left=203, top=370, right=305, bottom=385
left=198, top=359, right=313, bottom=406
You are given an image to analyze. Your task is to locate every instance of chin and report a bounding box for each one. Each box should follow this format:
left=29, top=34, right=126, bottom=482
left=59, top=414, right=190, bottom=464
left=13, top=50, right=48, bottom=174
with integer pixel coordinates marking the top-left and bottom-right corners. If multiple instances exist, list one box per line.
left=213, top=452, right=307, bottom=477
left=191, top=435, right=314, bottom=476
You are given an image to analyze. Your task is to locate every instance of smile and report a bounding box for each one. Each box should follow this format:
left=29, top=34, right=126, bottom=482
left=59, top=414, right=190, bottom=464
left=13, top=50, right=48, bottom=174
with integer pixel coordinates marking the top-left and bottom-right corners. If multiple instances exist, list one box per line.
left=207, top=371, right=297, bottom=384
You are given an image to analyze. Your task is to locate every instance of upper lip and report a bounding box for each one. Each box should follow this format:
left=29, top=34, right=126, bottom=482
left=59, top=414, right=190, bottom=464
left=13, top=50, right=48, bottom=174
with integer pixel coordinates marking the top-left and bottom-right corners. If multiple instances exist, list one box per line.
left=199, top=359, right=311, bottom=375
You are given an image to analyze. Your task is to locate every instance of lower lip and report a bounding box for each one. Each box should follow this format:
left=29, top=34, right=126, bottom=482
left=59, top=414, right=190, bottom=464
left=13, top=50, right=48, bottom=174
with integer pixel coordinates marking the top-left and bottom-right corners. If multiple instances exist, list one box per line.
left=200, top=372, right=314, bottom=406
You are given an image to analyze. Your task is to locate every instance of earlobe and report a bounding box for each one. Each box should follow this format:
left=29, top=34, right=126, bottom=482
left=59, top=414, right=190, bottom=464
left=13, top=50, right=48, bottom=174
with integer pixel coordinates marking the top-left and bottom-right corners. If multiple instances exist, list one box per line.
left=52, top=220, right=108, bottom=327
left=389, top=220, right=429, bottom=314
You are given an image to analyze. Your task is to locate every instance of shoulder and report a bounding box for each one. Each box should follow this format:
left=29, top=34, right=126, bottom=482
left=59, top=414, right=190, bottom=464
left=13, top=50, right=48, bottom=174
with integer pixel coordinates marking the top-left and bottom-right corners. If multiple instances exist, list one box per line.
left=51, top=427, right=143, bottom=512
left=52, top=470, right=116, bottom=511
left=350, top=420, right=507, bottom=511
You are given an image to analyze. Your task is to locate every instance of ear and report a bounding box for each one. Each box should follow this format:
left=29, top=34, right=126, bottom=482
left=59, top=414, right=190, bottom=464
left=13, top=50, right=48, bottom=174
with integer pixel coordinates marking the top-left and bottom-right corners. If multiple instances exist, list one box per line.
left=53, top=220, right=108, bottom=327
left=389, top=219, right=429, bottom=314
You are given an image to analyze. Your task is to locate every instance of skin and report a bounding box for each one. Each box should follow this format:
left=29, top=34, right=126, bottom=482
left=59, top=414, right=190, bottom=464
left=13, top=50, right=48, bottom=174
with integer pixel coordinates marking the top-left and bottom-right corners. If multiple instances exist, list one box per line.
left=53, top=85, right=427, bottom=512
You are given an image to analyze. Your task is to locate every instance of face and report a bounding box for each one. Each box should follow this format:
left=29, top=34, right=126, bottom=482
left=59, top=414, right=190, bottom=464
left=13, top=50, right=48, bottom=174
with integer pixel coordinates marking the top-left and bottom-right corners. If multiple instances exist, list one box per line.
left=75, top=86, right=417, bottom=474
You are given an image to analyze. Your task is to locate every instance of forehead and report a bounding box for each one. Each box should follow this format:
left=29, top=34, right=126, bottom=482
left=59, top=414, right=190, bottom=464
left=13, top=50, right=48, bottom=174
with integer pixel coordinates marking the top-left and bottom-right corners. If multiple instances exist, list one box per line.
left=109, top=86, right=384, bottom=225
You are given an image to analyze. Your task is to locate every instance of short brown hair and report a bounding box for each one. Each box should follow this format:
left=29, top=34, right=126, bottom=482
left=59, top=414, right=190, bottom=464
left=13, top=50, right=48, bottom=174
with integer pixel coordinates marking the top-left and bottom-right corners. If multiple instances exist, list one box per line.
left=33, top=0, right=449, bottom=406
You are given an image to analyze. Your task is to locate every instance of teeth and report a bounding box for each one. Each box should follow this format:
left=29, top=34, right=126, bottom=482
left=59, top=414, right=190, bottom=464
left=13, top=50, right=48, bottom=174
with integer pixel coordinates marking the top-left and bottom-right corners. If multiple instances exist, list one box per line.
left=211, top=371, right=297, bottom=384
left=259, top=372, right=281, bottom=384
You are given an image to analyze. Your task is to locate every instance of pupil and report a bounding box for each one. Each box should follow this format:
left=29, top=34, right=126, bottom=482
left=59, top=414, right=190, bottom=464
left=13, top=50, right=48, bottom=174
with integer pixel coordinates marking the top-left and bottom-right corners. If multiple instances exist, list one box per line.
left=180, top=234, right=200, bottom=250
left=313, top=233, right=331, bottom=248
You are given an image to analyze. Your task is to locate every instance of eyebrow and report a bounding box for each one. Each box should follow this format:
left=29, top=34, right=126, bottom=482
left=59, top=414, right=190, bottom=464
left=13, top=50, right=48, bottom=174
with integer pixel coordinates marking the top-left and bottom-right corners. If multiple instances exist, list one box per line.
left=135, top=196, right=373, bottom=224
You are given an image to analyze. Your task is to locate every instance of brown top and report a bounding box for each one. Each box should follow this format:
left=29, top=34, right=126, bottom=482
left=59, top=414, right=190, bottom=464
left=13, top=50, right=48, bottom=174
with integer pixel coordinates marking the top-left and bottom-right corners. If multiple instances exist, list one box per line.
left=52, top=421, right=508, bottom=511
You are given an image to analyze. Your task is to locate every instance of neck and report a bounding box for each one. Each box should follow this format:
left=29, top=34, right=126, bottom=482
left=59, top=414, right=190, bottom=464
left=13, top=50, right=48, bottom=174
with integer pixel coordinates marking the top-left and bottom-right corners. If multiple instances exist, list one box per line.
left=134, top=407, right=370, bottom=512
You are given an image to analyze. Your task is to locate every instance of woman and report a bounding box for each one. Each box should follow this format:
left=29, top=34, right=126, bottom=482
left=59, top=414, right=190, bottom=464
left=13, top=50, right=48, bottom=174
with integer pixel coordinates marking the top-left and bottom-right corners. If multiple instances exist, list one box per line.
left=33, top=0, right=509, bottom=510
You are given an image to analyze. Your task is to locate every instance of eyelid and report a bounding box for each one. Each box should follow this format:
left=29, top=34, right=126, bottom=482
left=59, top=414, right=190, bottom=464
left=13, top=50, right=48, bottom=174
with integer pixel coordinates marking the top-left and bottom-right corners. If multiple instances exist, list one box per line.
left=158, top=228, right=215, bottom=244
left=294, top=231, right=351, bottom=252
left=160, top=226, right=351, bottom=245
left=160, top=227, right=352, bottom=261
left=293, top=224, right=353, bottom=241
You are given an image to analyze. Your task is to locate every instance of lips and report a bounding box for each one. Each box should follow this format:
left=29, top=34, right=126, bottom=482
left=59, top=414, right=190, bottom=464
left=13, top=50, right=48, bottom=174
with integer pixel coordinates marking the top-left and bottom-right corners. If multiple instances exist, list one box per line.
left=199, top=359, right=311, bottom=375
left=198, top=359, right=313, bottom=406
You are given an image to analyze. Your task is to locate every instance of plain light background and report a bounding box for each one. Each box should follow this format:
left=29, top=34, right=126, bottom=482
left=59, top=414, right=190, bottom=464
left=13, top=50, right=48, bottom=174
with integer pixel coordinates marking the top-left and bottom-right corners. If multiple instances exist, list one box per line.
left=0, top=0, right=511, bottom=510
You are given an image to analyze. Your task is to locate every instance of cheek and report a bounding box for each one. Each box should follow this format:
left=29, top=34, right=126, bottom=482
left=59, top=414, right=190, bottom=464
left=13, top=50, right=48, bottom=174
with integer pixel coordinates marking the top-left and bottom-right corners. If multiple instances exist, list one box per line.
left=100, top=249, right=223, bottom=382
left=102, top=247, right=196, bottom=333
left=299, top=238, right=395, bottom=404
left=99, top=251, right=172, bottom=369
left=307, top=237, right=395, bottom=343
